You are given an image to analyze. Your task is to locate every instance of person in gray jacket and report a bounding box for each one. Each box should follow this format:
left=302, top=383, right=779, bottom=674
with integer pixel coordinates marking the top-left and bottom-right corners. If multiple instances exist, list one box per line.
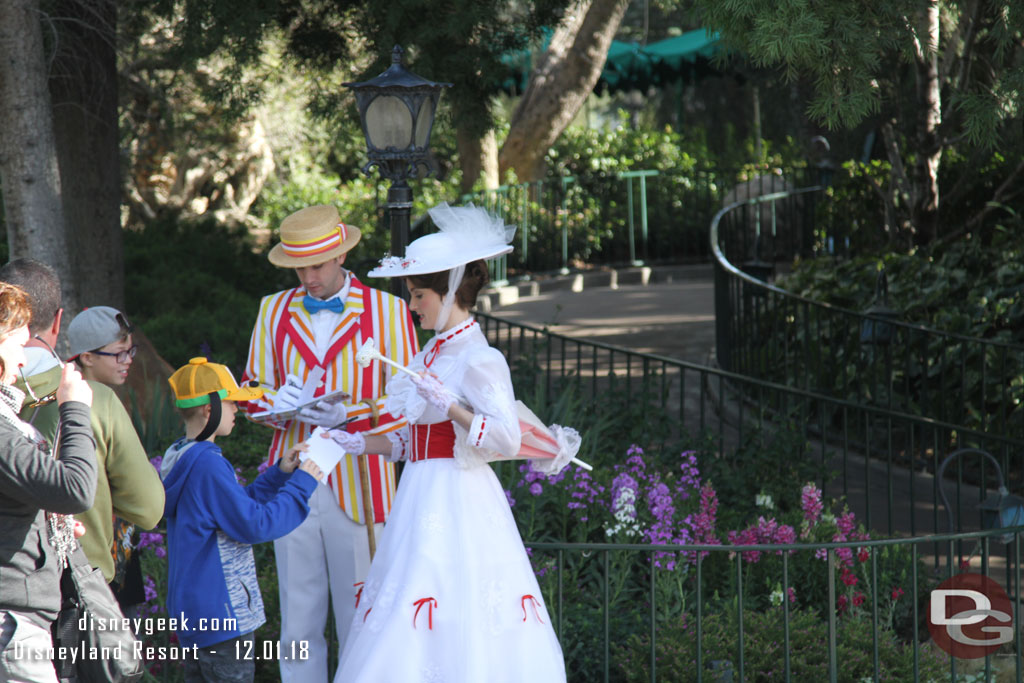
left=0, top=281, right=96, bottom=683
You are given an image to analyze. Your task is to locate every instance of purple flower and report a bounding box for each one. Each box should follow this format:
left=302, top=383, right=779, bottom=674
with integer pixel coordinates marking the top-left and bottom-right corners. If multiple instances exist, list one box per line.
left=529, top=482, right=543, bottom=496
left=154, top=546, right=167, bottom=559
left=149, top=455, right=163, bottom=473
left=504, top=489, right=516, bottom=507
left=143, top=576, right=158, bottom=602
left=258, top=460, right=272, bottom=475
left=138, top=531, right=164, bottom=550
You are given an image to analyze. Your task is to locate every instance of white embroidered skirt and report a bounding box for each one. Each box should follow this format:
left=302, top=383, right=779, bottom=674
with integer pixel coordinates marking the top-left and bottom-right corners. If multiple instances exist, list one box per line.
left=335, top=458, right=567, bottom=682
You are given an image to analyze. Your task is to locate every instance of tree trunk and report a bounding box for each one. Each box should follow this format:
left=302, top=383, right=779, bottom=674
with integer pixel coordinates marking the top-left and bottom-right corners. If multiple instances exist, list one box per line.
left=499, top=0, right=630, bottom=182
left=0, top=0, right=78, bottom=313
left=457, top=127, right=499, bottom=195
left=47, top=0, right=124, bottom=309
left=911, top=1, right=941, bottom=245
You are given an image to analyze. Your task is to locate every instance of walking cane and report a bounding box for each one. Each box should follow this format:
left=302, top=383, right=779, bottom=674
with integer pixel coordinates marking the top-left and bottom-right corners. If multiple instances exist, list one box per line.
left=357, top=399, right=380, bottom=560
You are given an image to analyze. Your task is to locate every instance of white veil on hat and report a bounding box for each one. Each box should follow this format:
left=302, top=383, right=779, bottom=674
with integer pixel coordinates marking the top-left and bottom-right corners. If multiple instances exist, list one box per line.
left=368, top=203, right=515, bottom=328
left=368, top=203, right=515, bottom=278
left=428, top=203, right=515, bottom=330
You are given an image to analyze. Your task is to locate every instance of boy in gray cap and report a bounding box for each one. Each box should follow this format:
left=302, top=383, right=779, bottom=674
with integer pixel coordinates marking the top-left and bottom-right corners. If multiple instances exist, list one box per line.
left=68, top=306, right=138, bottom=386
left=60, top=305, right=162, bottom=616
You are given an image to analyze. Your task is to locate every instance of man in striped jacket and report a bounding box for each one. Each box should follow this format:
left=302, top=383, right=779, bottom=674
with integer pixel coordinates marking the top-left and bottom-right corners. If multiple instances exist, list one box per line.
left=242, top=204, right=418, bottom=682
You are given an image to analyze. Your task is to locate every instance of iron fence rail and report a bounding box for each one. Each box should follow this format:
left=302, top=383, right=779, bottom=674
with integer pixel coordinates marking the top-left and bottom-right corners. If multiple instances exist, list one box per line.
left=479, top=312, right=1024, bottom=539
left=526, top=528, right=1024, bottom=683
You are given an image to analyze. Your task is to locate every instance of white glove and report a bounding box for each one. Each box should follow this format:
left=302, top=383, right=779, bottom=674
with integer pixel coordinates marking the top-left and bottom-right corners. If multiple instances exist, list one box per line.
left=297, top=400, right=348, bottom=428
left=252, top=398, right=287, bottom=428
left=327, top=429, right=366, bottom=455
left=274, top=374, right=305, bottom=411
left=413, top=373, right=453, bottom=415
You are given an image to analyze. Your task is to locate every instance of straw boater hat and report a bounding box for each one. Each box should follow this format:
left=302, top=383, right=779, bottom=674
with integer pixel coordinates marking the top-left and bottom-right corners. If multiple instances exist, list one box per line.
left=368, top=203, right=514, bottom=278
left=268, top=205, right=362, bottom=268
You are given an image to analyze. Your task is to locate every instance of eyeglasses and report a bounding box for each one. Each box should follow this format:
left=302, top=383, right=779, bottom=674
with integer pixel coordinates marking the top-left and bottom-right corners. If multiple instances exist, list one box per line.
left=20, top=336, right=63, bottom=409
left=90, top=344, right=138, bottom=364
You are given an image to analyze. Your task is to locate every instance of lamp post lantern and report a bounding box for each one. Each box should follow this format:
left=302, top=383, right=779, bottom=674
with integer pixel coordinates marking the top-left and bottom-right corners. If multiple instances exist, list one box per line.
left=345, top=45, right=451, bottom=296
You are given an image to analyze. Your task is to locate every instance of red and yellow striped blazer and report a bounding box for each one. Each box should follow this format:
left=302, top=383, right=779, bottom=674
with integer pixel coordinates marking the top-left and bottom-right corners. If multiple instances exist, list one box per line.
left=242, top=276, right=418, bottom=524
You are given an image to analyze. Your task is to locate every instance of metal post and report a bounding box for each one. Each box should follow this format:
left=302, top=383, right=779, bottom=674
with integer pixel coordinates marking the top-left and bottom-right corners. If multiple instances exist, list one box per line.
left=387, top=180, right=412, bottom=298
left=639, top=173, right=649, bottom=262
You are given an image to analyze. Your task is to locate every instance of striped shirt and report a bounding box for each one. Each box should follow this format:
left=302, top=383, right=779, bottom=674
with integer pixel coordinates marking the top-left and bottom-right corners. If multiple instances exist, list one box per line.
left=242, top=276, right=418, bottom=523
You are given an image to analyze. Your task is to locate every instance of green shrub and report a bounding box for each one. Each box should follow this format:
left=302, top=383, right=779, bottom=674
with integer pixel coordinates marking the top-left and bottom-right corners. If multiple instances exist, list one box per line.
left=614, top=606, right=953, bottom=682
left=124, top=216, right=292, bottom=372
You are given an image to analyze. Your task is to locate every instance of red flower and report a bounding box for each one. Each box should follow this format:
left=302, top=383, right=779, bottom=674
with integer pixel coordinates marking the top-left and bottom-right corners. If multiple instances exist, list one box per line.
left=852, top=592, right=865, bottom=607
left=857, top=548, right=869, bottom=563
left=840, top=567, right=858, bottom=587
left=837, top=595, right=849, bottom=614
left=891, top=587, right=904, bottom=601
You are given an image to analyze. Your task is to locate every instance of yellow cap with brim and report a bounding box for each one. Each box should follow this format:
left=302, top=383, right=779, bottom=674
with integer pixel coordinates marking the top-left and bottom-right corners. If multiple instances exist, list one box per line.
left=168, top=357, right=263, bottom=408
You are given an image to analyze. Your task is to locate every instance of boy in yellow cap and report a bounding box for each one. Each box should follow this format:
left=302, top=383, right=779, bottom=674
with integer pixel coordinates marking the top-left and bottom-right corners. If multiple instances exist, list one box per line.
left=161, top=357, right=322, bottom=682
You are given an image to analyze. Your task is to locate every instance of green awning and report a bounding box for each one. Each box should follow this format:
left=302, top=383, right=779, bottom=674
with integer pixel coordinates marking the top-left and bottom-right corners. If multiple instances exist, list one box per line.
left=599, top=28, right=721, bottom=93
left=501, top=28, right=722, bottom=95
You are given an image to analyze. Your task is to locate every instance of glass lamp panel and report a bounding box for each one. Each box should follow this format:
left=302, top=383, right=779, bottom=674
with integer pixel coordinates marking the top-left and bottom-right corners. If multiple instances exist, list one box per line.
left=366, top=95, right=413, bottom=149
left=413, top=96, right=436, bottom=148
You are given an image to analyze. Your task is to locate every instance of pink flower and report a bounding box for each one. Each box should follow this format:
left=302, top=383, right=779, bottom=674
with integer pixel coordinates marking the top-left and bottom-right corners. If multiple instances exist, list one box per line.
left=836, top=512, right=856, bottom=536
left=801, top=484, right=823, bottom=525
left=787, top=587, right=796, bottom=603
left=837, top=594, right=849, bottom=614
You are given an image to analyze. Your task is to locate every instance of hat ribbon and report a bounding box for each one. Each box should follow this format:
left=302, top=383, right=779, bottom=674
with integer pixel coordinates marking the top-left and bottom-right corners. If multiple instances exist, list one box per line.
left=281, top=223, right=349, bottom=259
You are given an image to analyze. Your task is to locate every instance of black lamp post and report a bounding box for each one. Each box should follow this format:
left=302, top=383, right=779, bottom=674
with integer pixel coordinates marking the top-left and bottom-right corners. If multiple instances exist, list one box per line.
left=937, top=448, right=1024, bottom=572
left=345, top=45, right=451, bottom=296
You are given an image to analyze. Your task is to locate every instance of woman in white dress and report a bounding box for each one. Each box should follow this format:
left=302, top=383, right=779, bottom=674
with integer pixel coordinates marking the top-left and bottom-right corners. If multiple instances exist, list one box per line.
left=327, top=204, right=572, bottom=683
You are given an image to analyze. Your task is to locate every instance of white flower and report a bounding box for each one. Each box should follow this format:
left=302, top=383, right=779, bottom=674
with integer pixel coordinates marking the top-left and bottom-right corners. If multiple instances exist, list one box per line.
left=755, top=492, right=775, bottom=510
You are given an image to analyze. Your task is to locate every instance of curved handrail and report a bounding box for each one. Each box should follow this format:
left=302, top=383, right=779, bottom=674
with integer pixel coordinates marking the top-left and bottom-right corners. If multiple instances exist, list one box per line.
left=709, top=186, right=1024, bottom=352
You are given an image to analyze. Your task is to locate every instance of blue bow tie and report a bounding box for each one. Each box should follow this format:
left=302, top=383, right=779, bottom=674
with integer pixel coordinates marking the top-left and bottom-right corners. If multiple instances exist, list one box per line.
left=303, top=295, right=345, bottom=314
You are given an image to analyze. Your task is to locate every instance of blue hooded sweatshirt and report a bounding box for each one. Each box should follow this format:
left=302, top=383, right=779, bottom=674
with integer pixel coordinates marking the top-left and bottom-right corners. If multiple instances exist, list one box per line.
left=161, top=438, right=318, bottom=648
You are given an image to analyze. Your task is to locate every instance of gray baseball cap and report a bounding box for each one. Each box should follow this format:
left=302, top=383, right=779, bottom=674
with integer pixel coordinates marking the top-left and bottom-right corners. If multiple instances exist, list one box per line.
left=67, top=306, right=134, bottom=359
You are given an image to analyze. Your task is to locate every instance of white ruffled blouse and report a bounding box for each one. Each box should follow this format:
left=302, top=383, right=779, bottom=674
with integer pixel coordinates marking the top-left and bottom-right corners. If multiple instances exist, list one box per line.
left=383, top=317, right=522, bottom=468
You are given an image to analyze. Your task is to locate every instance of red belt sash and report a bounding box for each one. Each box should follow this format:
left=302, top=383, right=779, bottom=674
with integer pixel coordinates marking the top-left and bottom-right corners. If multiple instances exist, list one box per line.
left=409, top=421, right=456, bottom=463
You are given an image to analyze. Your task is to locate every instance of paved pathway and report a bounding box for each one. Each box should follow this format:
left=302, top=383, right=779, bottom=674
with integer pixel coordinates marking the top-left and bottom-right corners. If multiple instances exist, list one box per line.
left=487, top=266, right=716, bottom=363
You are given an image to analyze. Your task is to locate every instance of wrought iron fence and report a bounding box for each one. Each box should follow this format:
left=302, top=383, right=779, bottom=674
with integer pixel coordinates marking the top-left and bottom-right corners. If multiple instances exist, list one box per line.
left=526, top=529, right=1024, bottom=683
left=479, top=312, right=1024, bottom=682
left=479, top=312, right=1024, bottom=539
left=711, top=190, right=1024, bottom=453
left=463, top=167, right=817, bottom=275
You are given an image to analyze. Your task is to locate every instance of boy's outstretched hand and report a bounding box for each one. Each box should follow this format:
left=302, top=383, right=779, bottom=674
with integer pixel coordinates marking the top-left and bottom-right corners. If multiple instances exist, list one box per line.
left=279, top=443, right=309, bottom=474
left=298, top=459, right=323, bottom=481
